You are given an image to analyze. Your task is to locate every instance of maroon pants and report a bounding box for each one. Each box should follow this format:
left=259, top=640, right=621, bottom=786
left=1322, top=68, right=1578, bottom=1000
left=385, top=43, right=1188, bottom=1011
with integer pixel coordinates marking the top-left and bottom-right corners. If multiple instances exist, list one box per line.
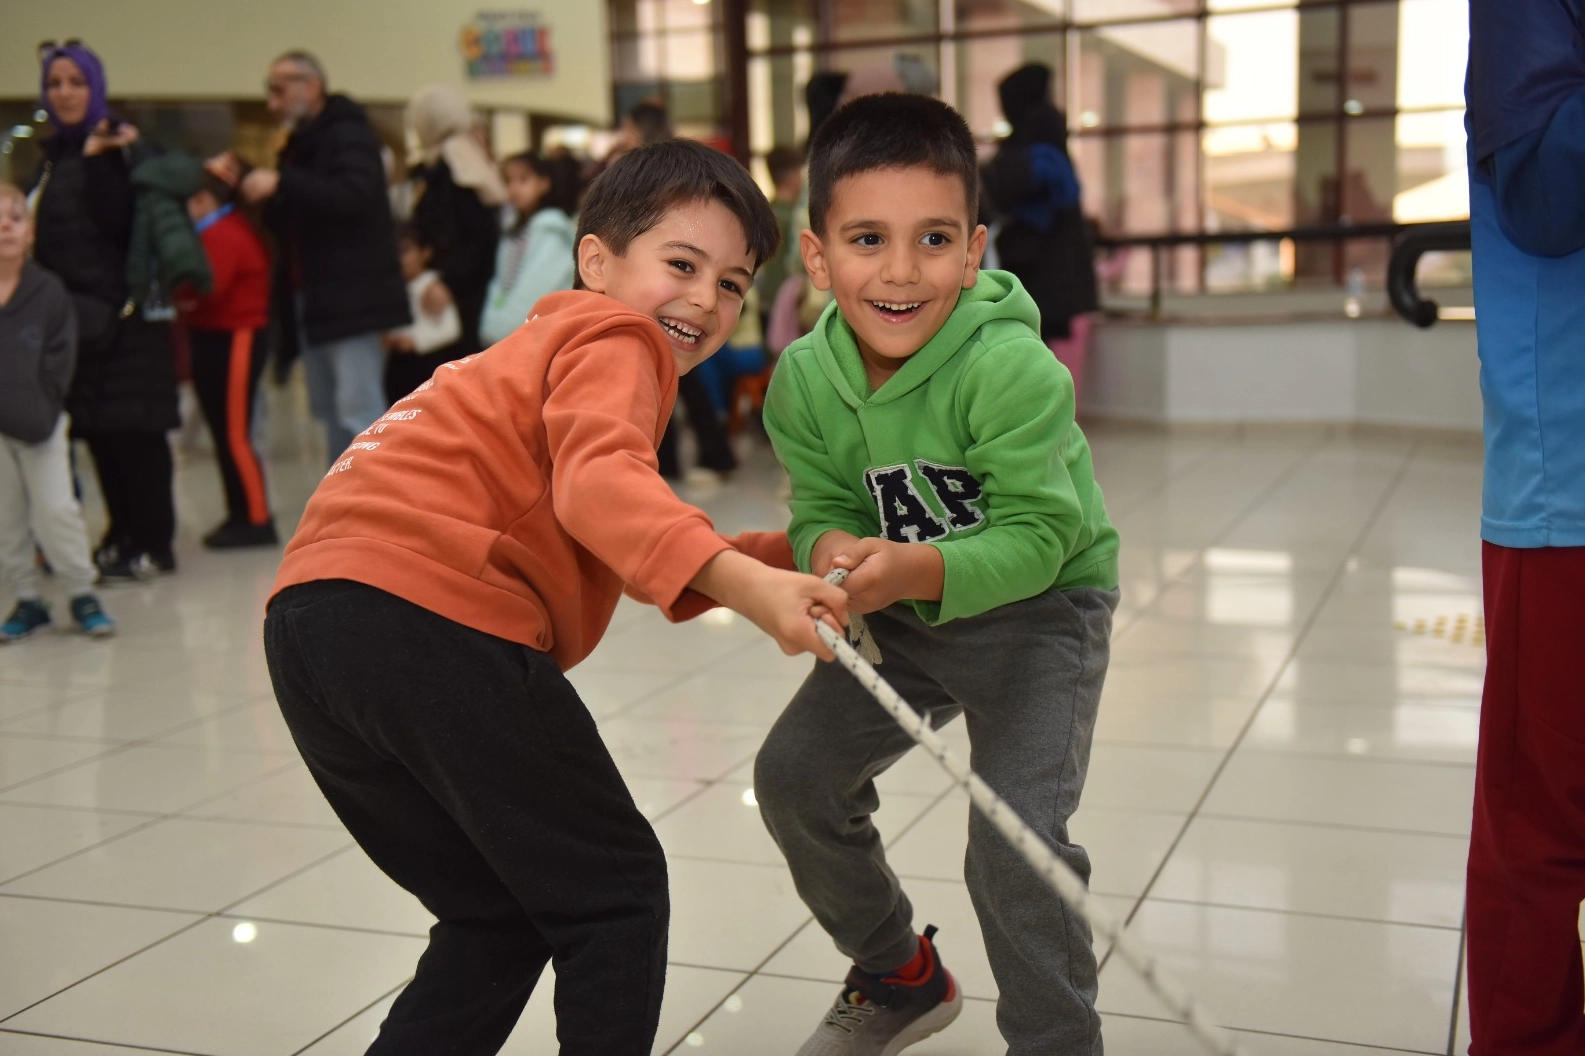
left=1467, top=542, right=1585, bottom=1054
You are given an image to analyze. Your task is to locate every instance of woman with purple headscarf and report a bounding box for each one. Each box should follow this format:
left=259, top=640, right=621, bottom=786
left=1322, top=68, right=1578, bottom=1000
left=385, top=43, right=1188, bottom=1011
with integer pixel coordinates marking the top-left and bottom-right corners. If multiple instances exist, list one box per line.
left=31, top=42, right=179, bottom=581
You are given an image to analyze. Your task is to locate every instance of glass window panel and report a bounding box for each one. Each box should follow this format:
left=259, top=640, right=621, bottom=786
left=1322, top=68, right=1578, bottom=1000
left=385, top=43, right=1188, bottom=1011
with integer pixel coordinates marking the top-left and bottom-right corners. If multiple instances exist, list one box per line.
left=1208, top=0, right=1293, bottom=11
left=1396, top=0, right=1468, bottom=109
left=1075, top=20, right=1200, bottom=129
left=1343, top=2, right=1400, bottom=113
left=749, top=51, right=816, bottom=154
left=1341, top=115, right=1397, bottom=224
left=1073, top=130, right=1198, bottom=235
left=956, top=0, right=1065, bottom=32
left=957, top=32, right=1065, bottom=139
left=1393, top=110, right=1469, bottom=222
left=613, top=34, right=667, bottom=81
left=1204, top=237, right=1293, bottom=292
left=818, top=44, right=942, bottom=95
left=661, top=28, right=721, bottom=82
left=1205, top=121, right=1298, bottom=232
left=1073, top=0, right=1198, bottom=23
left=827, top=0, right=939, bottom=44
left=748, top=0, right=818, bottom=51
left=1205, top=10, right=1300, bottom=124
left=1295, top=5, right=1341, bottom=118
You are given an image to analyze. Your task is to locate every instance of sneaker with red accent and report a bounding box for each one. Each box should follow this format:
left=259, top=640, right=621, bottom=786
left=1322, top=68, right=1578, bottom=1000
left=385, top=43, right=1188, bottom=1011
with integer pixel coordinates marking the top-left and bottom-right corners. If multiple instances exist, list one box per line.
left=794, top=925, right=962, bottom=1056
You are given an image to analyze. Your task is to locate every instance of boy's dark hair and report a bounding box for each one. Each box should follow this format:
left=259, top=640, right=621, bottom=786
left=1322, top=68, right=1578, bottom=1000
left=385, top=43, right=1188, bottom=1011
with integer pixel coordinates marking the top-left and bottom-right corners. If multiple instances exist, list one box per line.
left=198, top=171, right=234, bottom=206
left=626, top=100, right=673, bottom=146
left=766, top=146, right=804, bottom=188
left=574, top=138, right=780, bottom=289
left=807, top=93, right=979, bottom=236
left=394, top=221, right=431, bottom=251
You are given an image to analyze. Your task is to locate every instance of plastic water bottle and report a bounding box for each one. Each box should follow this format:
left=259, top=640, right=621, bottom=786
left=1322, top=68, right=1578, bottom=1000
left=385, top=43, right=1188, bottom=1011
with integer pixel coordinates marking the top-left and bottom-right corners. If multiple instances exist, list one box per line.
left=1344, top=266, right=1365, bottom=319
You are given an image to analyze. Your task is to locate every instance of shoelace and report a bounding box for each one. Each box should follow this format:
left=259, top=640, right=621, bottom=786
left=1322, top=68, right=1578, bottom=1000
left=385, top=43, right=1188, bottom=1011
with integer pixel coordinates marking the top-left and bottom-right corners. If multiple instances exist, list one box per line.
left=822, top=991, right=876, bottom=1035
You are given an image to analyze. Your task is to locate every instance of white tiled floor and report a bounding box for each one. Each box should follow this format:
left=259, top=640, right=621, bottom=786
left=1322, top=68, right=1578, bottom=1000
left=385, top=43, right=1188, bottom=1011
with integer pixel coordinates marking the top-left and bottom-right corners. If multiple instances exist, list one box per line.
left=0, top=419, right=1487, bottom=1055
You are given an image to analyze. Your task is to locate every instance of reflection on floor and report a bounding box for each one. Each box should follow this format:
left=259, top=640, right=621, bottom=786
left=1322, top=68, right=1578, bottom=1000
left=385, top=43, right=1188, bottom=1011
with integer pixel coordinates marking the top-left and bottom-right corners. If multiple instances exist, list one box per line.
left=0, top=419, right=1488, bottom=1055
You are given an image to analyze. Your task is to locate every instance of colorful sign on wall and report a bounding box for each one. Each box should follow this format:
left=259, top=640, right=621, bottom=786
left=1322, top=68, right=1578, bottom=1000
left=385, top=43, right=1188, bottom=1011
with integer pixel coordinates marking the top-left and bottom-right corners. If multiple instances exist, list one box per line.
left=461, top=11, right=553, bottom=79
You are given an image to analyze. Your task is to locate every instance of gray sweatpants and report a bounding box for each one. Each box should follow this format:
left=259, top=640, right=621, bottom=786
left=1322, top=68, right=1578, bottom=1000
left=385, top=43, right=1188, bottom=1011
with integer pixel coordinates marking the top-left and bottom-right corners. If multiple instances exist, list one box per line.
left=755, top=584, right=1118, bottom=1056
left=0, top=416, right=98, bottom=602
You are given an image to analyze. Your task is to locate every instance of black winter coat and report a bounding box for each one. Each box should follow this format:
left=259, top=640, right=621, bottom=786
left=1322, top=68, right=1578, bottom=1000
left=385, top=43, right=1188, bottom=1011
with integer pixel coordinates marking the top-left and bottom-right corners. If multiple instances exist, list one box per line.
left=410, top=159, right=498, bottom=359
left=30, top=136, right=178, bottom=434
left=264, top=95, right=410, bottom=350
left=982, top=108, right=1099, bottom=341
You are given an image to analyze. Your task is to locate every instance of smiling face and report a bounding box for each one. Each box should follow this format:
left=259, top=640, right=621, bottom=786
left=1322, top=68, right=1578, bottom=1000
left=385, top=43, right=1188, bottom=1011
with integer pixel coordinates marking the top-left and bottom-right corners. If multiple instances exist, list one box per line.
left=576, top=198, right=756, bottom=375
left=46, top=57, right=91, bottom=128
left=801, top=165, right=986, bottom=389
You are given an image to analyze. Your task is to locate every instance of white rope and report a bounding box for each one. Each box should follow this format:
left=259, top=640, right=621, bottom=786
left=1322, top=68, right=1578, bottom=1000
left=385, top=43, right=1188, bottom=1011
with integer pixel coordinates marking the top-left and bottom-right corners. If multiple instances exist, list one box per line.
left=817, top=569, right=1249, bottom=1056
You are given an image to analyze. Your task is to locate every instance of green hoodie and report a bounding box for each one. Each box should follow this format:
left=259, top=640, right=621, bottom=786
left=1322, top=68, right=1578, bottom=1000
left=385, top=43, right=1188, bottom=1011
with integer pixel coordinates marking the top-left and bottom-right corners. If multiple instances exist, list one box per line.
left=765, top=269, right=1119, bottom=625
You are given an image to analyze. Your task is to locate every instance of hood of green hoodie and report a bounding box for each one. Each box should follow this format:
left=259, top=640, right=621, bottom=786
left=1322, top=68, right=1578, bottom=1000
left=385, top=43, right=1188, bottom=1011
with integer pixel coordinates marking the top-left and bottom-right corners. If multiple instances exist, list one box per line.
left=812, top=269, right=1041, bottom=409
left=130, top=152, right=205, bottom=196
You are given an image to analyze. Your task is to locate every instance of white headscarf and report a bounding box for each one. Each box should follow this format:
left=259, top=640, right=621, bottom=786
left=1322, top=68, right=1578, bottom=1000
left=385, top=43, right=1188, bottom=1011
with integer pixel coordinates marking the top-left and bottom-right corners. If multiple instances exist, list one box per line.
left=405, top=84, right=506, bottom=207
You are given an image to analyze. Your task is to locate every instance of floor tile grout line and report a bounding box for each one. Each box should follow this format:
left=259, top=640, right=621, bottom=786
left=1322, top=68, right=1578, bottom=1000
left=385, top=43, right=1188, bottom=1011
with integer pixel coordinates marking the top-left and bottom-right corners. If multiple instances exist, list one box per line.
left=1182, top=809, right=1472, bottom=841
left=0, top=1026, right=220, bottom=1055
left=0, top=842, right=361, bottom=1029
left=287, top=977, right=412, bottom=1056
left=1101, top=438, right=1422, bottom=976
left=1446, top=901, right=1468, bottom=1055
left=0, top=756, right=308, bottom=890
left=656, top=786, right=958, bottom=1054
left=1099, top=428, right=1243, bottom=522
left=1106, top=894, right=1462, bottom=933
left=0, top=694, right=294, bottom=799
left=0, top=740, right=141, bottom=796
left=660, top=920, right=815, bottom=1056
left=1093, top=1010, right=1446, bottom=1055
left=212, top=842, right=360, bottom=917
left=589, top=663, right=718, bottom=723
left=1106, top=428, right=1338, bottom=644
left=0, top=912, right=212, bottom=1027
left=1166, top=746, right=1477, bottom=771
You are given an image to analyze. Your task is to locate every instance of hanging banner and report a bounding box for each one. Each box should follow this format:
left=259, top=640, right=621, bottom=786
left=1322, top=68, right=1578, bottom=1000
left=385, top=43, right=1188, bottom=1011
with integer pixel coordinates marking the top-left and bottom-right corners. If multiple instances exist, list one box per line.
left=461, top=11, right=554, bottom=79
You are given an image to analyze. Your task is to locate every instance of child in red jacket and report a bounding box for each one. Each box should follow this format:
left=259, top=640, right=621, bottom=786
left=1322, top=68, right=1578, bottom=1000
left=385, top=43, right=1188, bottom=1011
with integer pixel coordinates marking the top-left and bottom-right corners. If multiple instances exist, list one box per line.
left=182, top=167, right=277, bottom=548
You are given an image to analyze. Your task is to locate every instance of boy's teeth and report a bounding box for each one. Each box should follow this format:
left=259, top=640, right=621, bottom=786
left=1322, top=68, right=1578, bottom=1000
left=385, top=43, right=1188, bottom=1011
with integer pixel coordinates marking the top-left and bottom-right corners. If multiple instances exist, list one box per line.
left=661, top=318, right=701, bottom=342
left=873, top=301, right=922, bottom=311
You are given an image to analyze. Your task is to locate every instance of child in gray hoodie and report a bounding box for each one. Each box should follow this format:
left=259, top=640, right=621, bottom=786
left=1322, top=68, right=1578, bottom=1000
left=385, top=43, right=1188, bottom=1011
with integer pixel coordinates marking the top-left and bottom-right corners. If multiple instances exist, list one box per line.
left=0, top=182, right=114, bottom=640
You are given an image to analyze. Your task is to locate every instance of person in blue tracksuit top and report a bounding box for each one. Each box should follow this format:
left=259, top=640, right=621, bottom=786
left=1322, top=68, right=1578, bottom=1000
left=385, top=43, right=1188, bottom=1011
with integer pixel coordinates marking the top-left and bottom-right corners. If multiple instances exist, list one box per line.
left=1464, top=3, right=1585, bottom=1052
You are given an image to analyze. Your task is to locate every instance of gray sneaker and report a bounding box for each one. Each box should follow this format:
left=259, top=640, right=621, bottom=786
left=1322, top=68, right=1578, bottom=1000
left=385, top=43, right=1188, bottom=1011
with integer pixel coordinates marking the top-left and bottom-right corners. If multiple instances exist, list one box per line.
left=794, top=925, right=962, bottom=1056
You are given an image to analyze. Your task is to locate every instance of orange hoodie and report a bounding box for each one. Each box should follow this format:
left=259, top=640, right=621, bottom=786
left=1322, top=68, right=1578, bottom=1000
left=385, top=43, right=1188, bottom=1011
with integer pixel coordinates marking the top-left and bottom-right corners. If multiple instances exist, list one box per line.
left=272, top=290, right=792, bottom=670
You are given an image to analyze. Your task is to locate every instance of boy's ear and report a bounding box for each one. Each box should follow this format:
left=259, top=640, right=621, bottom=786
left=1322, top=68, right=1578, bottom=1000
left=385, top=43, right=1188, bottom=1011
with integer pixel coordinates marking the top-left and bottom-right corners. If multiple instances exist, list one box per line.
left=800, top=227, right=833, bottom=292
left=577, top=233, right=612, bottom=293
left=962, top=222, right=989, bottom=290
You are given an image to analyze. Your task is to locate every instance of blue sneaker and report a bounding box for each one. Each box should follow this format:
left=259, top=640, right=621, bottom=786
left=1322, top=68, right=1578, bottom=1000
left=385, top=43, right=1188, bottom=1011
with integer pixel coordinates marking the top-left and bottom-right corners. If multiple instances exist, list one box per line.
left=0, top=599, right=52, bottom=642
left=69, top=595, right=116, bottom=638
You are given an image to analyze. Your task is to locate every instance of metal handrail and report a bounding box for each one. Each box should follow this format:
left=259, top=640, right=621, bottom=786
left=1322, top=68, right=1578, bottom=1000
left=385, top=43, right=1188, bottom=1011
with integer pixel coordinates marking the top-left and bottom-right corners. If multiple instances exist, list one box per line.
left=1386, top=222, right=1472, bottom=328
left=1090, top=221, right=1468, bottom=320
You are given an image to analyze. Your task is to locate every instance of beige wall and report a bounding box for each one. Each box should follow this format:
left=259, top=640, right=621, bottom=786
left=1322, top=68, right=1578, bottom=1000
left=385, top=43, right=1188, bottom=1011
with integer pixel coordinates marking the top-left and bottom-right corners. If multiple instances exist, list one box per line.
left=6, top=0, right=611, bottom=124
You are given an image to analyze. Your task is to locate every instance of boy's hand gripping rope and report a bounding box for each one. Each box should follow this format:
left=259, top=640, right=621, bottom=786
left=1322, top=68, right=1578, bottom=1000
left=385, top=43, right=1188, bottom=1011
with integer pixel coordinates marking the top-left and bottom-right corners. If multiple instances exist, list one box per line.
left=818, top=569, right=1249, bottom=1056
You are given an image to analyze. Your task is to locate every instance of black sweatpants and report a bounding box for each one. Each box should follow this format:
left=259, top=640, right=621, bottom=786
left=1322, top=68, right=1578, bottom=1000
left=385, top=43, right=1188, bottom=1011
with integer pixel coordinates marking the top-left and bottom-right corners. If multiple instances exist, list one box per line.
left=658, top=371, right=737, bottom=478
left=79, top=429, right=175, bottom=560
left=264, top=579, right=668, bottom=1056
left=190, top=327, right=272, bottom=527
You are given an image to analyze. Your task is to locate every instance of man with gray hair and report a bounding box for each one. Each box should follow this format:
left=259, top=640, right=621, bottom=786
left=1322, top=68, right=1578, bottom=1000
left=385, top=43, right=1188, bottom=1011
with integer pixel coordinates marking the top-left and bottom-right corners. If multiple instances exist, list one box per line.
left=240, top=51, right=408, bottom=463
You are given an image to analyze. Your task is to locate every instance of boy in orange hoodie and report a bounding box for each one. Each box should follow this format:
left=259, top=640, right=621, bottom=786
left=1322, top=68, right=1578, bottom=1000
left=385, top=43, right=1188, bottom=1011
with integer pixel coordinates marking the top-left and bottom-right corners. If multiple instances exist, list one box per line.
left=264, top=139, right=848, bottom=1056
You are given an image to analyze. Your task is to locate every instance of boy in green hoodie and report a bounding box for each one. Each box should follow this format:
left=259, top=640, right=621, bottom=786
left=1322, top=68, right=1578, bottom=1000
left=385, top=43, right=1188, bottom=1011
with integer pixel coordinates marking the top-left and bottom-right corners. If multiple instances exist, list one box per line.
left=755, top=93, right=1120, bottom=1056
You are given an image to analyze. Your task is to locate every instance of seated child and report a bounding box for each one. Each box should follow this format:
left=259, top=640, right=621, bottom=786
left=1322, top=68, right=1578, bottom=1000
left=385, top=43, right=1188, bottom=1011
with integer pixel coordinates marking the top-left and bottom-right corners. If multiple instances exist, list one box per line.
left=263, top=139, right=849, bottom=1056
left=181, top=165, right=278, bottom=548
left=383, top=222, right=463, bottom=404
left=0, top=182, right=114, bottom=640
left=755, top=93, right=1121, bottom=1056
